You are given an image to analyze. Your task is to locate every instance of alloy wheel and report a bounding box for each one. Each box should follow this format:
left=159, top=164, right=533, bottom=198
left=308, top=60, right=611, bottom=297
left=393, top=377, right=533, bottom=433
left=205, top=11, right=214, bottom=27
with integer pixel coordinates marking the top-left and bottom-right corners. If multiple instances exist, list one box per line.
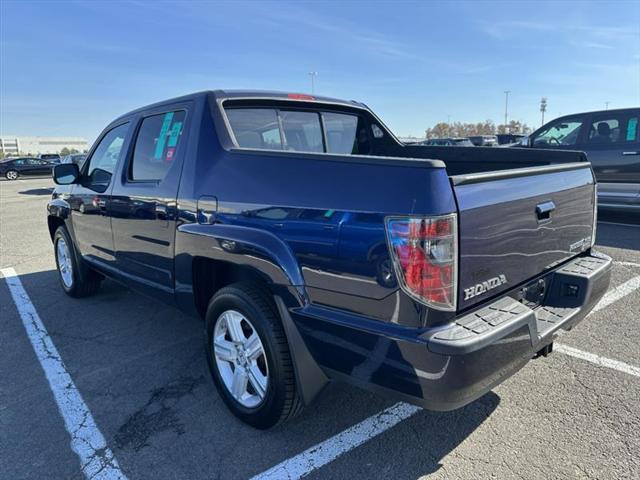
left=56, top=237, right=74, bottom=288
left=213, top=309, right=269, bottom=408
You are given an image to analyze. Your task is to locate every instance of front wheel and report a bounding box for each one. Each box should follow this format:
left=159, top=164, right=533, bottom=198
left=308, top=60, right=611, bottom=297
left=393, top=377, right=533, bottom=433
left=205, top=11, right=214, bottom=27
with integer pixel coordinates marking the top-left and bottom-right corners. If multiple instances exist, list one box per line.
left=205, top=283, right=302, bottom=429
left=54, top=226, right=102, bottom=297
left=5, top=170, right=18, bottom=180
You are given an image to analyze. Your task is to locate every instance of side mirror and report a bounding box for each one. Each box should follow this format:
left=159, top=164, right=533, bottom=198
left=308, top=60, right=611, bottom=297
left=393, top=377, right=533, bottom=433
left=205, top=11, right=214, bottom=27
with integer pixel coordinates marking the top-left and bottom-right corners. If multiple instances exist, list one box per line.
left=53, top=163, right=80, bottom=185
left=520, top=136, right=531, bottom=147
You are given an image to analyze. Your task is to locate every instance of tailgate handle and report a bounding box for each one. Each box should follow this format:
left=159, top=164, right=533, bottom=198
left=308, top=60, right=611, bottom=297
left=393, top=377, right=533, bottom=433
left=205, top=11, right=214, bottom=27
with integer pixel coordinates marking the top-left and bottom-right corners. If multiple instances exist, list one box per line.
left=536, top=201, right=555, bottom=221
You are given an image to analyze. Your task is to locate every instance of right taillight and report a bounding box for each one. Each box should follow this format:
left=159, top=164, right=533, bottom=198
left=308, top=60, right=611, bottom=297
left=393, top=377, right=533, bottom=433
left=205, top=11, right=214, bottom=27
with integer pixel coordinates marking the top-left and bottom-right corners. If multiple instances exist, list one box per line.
left=385, top=214, right=458, bottom=311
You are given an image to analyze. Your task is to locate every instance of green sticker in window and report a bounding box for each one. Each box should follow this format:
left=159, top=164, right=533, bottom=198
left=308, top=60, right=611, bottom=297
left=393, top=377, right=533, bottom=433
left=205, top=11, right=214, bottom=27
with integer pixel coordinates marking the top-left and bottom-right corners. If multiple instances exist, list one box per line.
left=324, top=209, right=335, bottom=218
left=154, top=112, right=175, bottom=159
left=627, top=118, right=638, bottom=141
left=167, top=122, right=182, bottom=148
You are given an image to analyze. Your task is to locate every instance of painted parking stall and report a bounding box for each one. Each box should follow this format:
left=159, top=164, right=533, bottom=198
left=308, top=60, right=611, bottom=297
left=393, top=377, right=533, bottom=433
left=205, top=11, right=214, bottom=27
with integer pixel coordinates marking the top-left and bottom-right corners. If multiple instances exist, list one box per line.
left=1, top=267, right=127, bottom=480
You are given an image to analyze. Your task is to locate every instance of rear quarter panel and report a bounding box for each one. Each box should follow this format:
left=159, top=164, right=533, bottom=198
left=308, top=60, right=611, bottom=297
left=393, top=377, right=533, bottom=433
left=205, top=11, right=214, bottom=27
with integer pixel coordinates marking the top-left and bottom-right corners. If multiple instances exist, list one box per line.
left=176, top=117, right=457, bottom=327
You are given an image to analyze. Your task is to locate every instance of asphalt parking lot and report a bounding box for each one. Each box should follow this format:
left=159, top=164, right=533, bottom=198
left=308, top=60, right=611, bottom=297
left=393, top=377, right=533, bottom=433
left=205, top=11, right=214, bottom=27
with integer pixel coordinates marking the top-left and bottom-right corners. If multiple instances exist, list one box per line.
left=1, top=176, right=639, bottom=480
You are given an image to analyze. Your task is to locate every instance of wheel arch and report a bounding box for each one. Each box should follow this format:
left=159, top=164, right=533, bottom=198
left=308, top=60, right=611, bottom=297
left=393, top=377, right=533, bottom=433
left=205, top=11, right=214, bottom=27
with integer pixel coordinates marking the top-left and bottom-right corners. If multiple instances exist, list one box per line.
left=176, top=223, right=327, bottom=405
left=47, top=198, right=72, bottom=241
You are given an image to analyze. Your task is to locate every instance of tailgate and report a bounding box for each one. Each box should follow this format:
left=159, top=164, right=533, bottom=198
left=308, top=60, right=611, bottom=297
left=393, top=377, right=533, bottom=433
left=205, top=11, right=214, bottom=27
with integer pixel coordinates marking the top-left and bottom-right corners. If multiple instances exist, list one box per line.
left=452, top=163, right=596, bottom=310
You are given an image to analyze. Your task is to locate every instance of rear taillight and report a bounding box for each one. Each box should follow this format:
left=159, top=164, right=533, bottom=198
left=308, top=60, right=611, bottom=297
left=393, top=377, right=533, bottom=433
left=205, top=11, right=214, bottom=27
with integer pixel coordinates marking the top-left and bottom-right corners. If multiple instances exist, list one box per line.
left=385, top=214, right=458, bottom=311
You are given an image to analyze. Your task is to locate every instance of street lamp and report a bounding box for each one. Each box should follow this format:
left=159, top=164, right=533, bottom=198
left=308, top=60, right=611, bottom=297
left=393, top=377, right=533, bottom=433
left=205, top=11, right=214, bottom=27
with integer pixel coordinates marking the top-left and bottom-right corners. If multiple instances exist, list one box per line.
left=540, top=97, right=547, bottom=127
left=308, top=72, right=318, bottom=94
left=504, top=90, right=511, bottom=132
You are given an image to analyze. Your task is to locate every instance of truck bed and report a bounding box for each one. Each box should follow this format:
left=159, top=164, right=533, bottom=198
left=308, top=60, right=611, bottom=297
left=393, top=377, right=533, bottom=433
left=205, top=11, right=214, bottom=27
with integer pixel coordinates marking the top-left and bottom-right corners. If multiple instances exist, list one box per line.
left=395, top=144, right=588, bottom=176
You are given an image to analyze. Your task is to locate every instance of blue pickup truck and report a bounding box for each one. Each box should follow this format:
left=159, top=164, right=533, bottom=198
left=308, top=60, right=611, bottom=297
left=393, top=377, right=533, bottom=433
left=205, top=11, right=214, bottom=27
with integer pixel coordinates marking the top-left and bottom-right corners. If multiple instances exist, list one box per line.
left=48, top=90, right=611, bottom=429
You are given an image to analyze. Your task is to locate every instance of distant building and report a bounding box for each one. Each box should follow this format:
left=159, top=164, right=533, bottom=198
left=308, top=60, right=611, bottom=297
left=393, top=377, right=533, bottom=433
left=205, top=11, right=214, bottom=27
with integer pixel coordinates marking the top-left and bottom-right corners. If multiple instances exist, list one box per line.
left=0, top=136, right=89, bottom=156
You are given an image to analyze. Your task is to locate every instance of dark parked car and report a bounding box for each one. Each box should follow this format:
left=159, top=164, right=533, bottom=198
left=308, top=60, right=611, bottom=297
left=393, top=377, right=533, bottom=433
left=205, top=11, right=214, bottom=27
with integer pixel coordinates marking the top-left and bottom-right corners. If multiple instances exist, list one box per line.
left=40, top=153, right=62, bottom=164
left=421, top=138, right=474, bottom=146
left=47, top=90, right=610, bottom=429
left=0, top=157, right=54, bottom=180
left=496, top=133, right=526, bottom=145
left=468, top=135, right=498, bottom=146
left=524, top=108, right=640, bottom=210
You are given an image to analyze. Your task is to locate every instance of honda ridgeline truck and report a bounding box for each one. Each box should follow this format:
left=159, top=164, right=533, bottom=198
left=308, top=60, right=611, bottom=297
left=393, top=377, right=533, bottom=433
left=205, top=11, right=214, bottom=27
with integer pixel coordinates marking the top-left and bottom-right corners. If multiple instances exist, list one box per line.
left=47, top=91, right=611, bottom=429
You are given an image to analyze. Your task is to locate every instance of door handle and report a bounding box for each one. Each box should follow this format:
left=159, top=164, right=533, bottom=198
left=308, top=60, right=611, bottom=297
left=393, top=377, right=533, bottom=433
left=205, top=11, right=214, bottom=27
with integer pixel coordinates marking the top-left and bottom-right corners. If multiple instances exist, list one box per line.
left=536, top=201, right=555, bottom=221
left=323, top=224, right=335, bottom=230
left=622, top=151, right=640, bottom=156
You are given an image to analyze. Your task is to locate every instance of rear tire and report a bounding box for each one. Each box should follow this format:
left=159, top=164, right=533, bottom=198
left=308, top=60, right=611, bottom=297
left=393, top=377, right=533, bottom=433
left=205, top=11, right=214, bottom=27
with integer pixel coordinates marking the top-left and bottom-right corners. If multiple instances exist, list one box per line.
left=5, top=170, right=18, bottom=180
left=54, top=226, right=102, bottom=297
left=205, top=282, right=302, bottom=429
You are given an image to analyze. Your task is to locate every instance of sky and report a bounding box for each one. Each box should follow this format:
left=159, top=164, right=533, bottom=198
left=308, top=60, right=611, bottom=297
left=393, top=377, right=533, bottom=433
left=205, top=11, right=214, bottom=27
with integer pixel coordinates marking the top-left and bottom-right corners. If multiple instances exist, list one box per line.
left=1, top=0, right=639, bottom=142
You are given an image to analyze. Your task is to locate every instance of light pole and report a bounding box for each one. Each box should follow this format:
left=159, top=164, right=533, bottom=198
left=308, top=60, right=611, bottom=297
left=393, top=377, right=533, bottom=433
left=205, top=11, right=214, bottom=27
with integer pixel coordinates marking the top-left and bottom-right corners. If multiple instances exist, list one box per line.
left=605, top=101, right=610, bottom=110
left=504, top=90, right=511, bottom=132
left=308, top=72, right=318, bottom=94
left=540, top=97, right=547, bottom=127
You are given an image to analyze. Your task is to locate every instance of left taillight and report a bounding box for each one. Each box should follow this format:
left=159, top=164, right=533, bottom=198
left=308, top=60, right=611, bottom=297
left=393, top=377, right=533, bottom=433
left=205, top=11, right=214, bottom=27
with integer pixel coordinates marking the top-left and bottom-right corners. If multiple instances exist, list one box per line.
left=385, top=214, right=458, bottom=311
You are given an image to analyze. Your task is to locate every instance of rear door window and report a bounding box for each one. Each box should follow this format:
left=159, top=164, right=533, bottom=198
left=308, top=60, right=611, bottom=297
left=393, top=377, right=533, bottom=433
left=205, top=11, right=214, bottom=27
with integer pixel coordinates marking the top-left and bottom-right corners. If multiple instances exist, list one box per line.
left=587, top=113, right=640, bottom=145
left=626, top=117, right=639, bottom=142
left=130, top=110, right=186, bottom=181
left=588, top=116, right=621, bottom=144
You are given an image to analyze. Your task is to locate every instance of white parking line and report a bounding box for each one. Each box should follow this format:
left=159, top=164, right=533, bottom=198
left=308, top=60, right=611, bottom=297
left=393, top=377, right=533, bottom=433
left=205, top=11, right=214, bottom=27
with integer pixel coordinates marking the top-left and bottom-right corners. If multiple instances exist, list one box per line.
left=251, top=402, right=420, bottom=480
left=614, top=261, right=640, bottom=268
left=555, top=344, right=640, bottom=377
left=1, top=268, right=128, bottom=480
left=590, top=274, right=640, bottom=314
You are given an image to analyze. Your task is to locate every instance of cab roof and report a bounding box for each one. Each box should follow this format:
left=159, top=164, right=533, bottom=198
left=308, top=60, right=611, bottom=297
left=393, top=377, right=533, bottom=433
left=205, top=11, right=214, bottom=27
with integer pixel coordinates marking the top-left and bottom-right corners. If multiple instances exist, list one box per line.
left=113, top=89, right=366, bottom=124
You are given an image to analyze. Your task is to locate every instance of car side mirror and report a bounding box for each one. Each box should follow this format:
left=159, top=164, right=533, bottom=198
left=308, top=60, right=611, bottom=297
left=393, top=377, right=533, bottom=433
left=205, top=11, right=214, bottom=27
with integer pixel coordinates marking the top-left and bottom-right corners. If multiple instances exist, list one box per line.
left=520, top=136, right=531, bottom=147
left=53, top=163, right=80, bottom=185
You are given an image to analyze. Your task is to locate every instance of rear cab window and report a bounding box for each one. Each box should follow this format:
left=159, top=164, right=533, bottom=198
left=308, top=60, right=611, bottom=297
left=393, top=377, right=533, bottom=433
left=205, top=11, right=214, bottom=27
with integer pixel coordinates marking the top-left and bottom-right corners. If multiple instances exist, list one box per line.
left=223, top=103, right=373, bottom=155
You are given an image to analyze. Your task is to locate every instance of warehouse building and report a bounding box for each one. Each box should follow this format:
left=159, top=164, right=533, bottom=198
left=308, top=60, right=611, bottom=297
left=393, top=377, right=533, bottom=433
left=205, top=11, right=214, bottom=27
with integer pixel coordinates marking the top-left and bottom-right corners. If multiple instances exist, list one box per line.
left=0, top=136, right=89, bottom=156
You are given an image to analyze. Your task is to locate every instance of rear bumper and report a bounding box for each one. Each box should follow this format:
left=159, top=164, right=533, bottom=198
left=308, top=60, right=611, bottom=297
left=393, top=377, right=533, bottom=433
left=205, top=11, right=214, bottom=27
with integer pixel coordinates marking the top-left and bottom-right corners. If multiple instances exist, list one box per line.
left=598, top=182, right=640, bottom=210
left=292, top=252, right=612, bottom=411
left=426, top=253, right=612, bottom=356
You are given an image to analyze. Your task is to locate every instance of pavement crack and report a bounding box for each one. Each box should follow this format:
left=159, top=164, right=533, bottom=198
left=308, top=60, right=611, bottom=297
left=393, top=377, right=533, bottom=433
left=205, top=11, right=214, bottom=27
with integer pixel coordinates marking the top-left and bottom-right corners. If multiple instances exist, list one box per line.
left=114, top=375, right=205, bottom=452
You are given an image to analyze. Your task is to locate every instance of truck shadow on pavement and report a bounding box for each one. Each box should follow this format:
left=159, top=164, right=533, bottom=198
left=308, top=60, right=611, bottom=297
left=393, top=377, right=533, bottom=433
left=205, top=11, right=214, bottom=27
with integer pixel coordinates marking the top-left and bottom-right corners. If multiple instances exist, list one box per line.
left=18, top=187, right=55, bottom=196
left=596, top=217, right=640, bottom=251
left=10, top=269, right=499, bottom=479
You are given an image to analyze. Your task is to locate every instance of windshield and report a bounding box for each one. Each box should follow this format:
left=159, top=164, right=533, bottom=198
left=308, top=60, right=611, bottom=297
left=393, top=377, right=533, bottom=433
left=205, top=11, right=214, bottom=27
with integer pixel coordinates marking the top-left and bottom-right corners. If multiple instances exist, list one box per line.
left=533, top=119, right=583, bottom=146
